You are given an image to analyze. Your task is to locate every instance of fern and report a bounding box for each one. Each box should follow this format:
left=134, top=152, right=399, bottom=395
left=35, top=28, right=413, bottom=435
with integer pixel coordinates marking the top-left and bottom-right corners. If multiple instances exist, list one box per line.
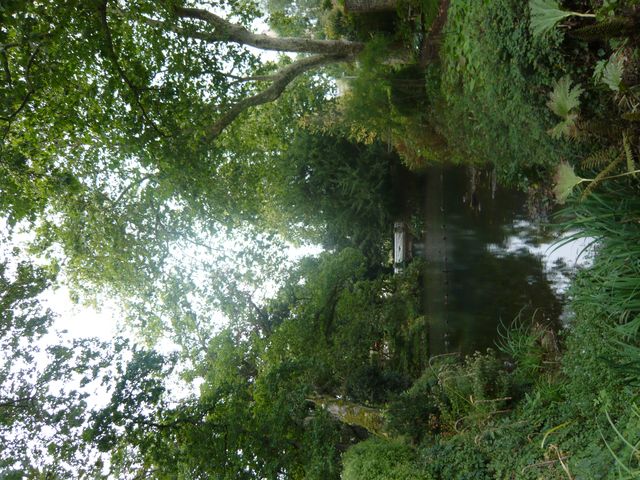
left=623, top=132, right=637, bottom=178
left=581, top=154, right=623, bottom=200
left=570, top=16, right=637, bottom=41
left=529, top=0, right=595, bottom=37
left=580, top=146, right=621, bottom=170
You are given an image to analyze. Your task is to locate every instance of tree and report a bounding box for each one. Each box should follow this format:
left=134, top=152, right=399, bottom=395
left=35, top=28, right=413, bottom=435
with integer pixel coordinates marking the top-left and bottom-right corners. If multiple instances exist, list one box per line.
left=265, top=131, right=400, bottom=257
left=1, top=0, right=364, bottom=157
left=0, top=1, right=385, bottom=344
left=0, top=255, right=115, bottom=478
left=85, top=248, right=428, bottom=477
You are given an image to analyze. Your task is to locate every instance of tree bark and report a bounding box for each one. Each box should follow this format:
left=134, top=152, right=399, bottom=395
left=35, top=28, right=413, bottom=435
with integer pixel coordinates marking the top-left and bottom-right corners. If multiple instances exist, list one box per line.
left=308, top=395, right=388, bottom=437
left=343, top=0, right=399, bottom=13
left=173, top=7, right=364, bottom=56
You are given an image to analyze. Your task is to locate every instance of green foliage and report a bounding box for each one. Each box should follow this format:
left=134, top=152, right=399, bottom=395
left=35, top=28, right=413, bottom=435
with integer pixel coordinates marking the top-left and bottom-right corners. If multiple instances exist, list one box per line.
left=529, top=0, right=595, bottom=38
left=264, top=249, right=427, bottom=402
left=273, top=131, right=397, bottom=258
left=341, top=438, right=430, bottom=480
left=434, top=350, right=512, bottom=433
left=0, top=252, right=118, bottom=476
left=388, top=64, right=428, bottom=116
left=547, top=76, right=583, bottom=120
left=435, top=0, right=579, bottom=185
left=386, top=368, right=440, bottom=441
left=553, top=160, right=585, bottom=203
left=594, top=53, right=625, bottom=92
left=561, top=182, right=640, bottom=366
left=602, top=408, right=640, bottom=478
left=570, top=16, right=638, bottom=41
left=581, top=146, right=621, bottom=170
left=419, top=435, right=492, bottom=480
left=547, top=75, right=583, bottom=140
left=496, top=314, right=546, bottom=385
left=622, top=111, right=640, bottom=121
left=326, top=38, right=446, bottom=168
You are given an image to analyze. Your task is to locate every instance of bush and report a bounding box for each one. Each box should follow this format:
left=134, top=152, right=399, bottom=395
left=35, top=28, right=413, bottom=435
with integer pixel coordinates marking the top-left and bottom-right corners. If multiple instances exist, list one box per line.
left=433, top=0, right=585, bottom=185
left=389, top=64, right=428, bottom=116
left=341, top=438, right=432, bottom=480
left=386, top=368, right=440, bottom=442
left=419, top=435, right=493, bottom=480
left=434, top=350, right=512, bottom=432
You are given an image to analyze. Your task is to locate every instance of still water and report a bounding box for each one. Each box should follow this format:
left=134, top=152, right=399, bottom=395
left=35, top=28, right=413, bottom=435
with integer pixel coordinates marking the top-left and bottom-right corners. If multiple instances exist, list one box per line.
left=419, top=166, right=584, bottom=356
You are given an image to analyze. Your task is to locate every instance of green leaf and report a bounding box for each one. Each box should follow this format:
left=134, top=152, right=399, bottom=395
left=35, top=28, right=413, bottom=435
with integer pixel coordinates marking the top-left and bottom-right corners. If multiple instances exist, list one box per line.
left=529, top=0, right=572, bottom=37
left=547, top=75, right=583, bottom=119
left=553, top=161, right=584, bottom=203
left=602, top=53, right=624, bottom=92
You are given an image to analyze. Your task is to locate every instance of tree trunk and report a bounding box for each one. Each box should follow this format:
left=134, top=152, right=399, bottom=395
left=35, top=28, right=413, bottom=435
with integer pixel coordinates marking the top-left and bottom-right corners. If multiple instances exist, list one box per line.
left=308, top=395, right=388, bottom=437
left=344, top=0, right=398, bottom=13
left=173, top=7, right=365, bottom=56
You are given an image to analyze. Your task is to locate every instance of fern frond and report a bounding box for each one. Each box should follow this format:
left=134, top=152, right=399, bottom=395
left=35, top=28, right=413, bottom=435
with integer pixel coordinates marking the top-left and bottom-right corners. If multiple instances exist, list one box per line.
left=580, top=146, right=621, bottom=170
left=581, top=154, right=623, bottom=200
left=570, top=17, right=636, bottom=41
left=623, top=132, right=637, bottom=178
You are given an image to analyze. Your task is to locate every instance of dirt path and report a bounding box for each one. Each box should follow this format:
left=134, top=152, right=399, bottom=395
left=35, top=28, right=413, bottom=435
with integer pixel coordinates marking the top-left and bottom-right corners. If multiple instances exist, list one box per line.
left=419, top=0, right=450, bottom=67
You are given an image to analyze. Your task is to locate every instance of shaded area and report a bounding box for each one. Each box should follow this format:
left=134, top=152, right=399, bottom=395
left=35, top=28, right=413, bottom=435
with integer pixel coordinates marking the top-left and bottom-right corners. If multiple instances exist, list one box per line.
left=421, top=166, right=564, bottom=355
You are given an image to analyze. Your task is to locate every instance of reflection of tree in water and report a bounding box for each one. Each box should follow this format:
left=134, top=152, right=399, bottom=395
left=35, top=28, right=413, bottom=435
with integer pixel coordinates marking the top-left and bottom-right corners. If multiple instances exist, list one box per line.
left=424, top=166, right=564, bottom=355
left=447, top=244, right=563, bottom=353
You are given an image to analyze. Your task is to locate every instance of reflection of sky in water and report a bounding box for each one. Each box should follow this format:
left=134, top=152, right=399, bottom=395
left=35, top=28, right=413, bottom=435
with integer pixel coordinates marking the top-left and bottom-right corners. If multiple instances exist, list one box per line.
left=487, top=219, right=594, bottom=295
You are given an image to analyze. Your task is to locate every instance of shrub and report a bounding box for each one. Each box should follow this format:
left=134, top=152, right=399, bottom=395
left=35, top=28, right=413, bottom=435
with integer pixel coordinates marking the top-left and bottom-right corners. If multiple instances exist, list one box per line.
left=341, top=438, right=432, bottom=480
left=419, top=435, right=493, bottom=480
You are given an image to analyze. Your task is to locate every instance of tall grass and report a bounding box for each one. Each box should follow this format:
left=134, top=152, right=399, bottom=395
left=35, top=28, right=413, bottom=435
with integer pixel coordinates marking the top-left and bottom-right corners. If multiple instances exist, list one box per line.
left=559, top=181, right=640, bottom=352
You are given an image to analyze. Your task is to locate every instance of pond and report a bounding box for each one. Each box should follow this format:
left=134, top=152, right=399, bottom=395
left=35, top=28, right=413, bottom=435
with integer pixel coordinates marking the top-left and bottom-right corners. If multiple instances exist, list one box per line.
left=417, top=166, right=586, bottom=356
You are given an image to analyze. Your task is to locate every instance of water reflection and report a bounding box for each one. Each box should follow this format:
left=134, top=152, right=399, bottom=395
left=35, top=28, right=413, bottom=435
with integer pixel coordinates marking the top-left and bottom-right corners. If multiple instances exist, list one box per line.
left=420, top=166, right=584, bottom=356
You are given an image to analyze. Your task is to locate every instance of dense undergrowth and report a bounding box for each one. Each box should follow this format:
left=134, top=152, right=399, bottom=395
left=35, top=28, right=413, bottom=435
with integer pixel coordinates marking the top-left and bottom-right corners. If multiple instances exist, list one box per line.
left=433, top=0, right=581, bottom=186
left=338, top=0, right=640, bottom=478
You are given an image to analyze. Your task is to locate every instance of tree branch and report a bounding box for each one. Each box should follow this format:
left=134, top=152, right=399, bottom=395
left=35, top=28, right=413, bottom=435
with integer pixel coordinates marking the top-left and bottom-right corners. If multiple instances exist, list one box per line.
left=206, top=54, right=349, bottom=142
left=2, top=50, right=12, bottom=86
left=172, top=6, right=364, bottom=55
left=0, top=91, right=32, bottom=122
left=224, top=73, right=280, bottom=85
left=0, top=396, right=36, bottom=409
